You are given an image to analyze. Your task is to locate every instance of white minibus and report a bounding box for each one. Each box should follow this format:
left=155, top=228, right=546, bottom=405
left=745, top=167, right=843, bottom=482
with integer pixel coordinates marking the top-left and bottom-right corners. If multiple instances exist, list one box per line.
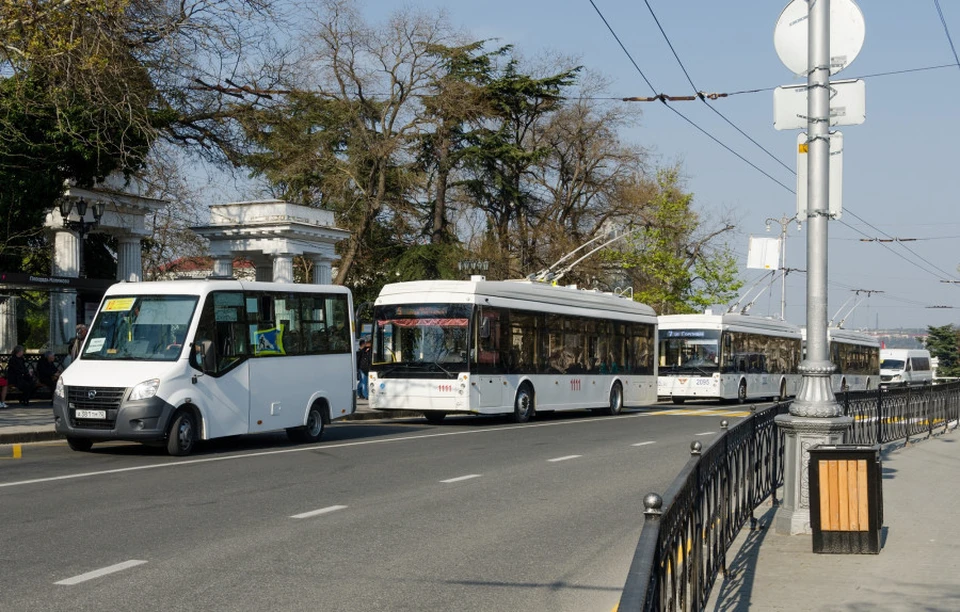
left=879, top=349, right=933, bottom=388
left=54, top=279, right=356, bottom=455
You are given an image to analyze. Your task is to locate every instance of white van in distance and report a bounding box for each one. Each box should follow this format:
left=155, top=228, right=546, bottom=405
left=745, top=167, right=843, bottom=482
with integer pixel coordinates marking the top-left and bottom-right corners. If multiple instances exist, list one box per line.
left=879, top=349, right=932, bottom=388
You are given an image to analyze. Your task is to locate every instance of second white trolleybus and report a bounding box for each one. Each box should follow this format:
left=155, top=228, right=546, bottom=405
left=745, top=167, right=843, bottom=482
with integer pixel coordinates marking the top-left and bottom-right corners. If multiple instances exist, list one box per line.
left=657, top=312, right=803, bottom=404
left=368, top=278, right=659, bottom=422
left=802, top=327, right=881, bottom=392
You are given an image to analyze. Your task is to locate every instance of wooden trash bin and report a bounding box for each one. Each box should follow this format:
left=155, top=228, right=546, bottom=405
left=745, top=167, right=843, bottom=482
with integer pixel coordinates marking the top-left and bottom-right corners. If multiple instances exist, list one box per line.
left=809, top=444, right=883, bottom=554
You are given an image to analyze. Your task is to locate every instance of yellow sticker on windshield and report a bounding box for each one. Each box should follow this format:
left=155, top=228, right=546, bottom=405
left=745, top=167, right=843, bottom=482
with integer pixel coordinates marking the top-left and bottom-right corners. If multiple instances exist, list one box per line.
left=103, top=298, right=136, bottom=312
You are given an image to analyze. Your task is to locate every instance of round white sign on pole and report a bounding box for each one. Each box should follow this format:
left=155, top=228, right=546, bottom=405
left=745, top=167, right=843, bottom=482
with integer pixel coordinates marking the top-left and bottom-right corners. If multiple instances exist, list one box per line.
left=774, top=0, right=865, bottom=77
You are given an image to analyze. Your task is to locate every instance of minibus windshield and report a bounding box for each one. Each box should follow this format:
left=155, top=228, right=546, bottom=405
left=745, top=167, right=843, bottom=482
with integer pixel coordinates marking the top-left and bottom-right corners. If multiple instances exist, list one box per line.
left=81, top=295, right=199, bottom=361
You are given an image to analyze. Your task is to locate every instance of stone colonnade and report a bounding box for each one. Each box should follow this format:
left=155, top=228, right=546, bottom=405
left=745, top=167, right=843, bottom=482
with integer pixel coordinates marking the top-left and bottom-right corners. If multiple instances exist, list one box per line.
left=44, top=186, right=167, bottom=348
left=192, top=200, right=348, bottom=285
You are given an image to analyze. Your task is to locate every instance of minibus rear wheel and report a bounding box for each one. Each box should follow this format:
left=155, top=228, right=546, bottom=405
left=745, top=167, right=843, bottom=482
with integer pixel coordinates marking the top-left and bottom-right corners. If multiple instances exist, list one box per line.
left=287, top=402, right=326, bottom=443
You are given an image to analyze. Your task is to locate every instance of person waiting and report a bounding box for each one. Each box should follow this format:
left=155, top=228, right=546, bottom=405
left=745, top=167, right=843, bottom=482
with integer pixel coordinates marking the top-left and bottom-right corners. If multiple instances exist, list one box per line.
left=0, top=375, right=8, bottom=408
left=36, top=350, right=61, bottom=390
left=7, top=345, right=37, bottom=406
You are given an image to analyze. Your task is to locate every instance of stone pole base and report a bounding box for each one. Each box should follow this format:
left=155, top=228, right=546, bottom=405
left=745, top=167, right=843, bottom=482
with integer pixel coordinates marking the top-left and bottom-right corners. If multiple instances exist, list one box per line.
left=773, top=413, right=852, bottom=534
left=774, top=358, right=852, bottom=535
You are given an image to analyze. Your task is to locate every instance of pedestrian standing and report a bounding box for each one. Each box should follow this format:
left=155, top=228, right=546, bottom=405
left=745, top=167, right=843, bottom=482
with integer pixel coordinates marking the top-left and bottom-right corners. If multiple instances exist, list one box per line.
left=65, top=323, right=87, bottom=367
left=357, top=339, right=372, bottom=399
left=7, top=345, right=36, bottom=406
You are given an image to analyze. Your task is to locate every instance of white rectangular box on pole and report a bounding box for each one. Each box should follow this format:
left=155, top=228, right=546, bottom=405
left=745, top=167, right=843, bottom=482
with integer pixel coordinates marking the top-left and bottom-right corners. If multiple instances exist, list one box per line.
left=797, top=131, right=843, bottom=220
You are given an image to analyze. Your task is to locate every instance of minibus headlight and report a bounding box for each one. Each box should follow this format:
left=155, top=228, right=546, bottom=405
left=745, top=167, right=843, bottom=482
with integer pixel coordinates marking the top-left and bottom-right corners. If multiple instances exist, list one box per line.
left=55, top=377, right=65, bottom=399
left=129, top=378, right=160, bottom=401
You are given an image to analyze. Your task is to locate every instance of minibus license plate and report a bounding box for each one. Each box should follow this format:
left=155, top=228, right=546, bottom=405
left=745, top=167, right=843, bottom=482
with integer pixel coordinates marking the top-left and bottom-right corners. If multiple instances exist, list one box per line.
left=75, top=409, right=106, bottom=419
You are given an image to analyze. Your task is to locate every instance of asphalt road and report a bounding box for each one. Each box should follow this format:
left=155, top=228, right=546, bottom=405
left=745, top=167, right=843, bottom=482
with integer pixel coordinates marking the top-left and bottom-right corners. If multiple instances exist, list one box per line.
left=0, top=403, right=756, bottom=612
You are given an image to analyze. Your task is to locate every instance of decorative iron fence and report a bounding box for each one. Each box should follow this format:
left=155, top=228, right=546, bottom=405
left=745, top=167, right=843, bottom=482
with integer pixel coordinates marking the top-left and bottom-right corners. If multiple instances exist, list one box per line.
left=841, top=381, right=960, bottom=445
left=619, top=403, right=788, bottom=611
left=619, top=381, right=960, bottom=611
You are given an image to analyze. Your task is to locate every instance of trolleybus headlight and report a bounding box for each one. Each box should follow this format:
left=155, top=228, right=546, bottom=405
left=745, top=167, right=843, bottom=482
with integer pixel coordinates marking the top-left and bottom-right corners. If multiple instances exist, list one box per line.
left=129, top=378, right=160, bottom=401
left=55, top=377, right=65, bottom=399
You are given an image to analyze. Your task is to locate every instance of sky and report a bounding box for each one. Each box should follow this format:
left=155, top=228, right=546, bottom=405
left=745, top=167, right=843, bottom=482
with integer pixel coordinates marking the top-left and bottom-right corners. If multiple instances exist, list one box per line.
left=341, top=0, right=960, bottom=331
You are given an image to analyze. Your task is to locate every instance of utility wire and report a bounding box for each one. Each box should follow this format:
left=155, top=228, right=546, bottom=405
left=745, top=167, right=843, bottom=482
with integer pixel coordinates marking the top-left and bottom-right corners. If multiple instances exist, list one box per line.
left=591, top=0, right=960, bottom=291
left=934, top=0, right=960, bottom=71
left=841, top=209, right=960, bottom=281
left=640, top=0, right=793, bottom=174
left=587, top=0, right=795, bottom=193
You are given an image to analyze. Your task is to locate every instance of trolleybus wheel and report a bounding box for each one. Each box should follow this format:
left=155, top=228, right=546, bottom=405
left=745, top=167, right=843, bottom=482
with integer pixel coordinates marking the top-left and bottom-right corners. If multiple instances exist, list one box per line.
left=514, top=384, right=534, bottom=423
left=672, top=397, right=686, bottom=405
left=737, top=380, right=747, bottom=404
left=423, top=411, right=447, bottom=424
left=605, top=382, right=623, bottom=415
left=778, top=380, right=787, bottom=401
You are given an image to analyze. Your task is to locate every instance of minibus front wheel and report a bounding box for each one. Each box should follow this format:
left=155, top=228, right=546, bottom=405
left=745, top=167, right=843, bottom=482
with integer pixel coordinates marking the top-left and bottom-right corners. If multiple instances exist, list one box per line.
left=166, top=410, right=197, bottom=456
left=67, top=437, right=93, bottom=452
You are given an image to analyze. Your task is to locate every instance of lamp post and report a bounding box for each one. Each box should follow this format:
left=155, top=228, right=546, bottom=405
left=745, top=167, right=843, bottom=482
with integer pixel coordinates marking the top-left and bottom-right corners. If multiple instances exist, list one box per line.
left=765, top=214, right=801, bottom=320
left=58, top=197, right=105, bottom=278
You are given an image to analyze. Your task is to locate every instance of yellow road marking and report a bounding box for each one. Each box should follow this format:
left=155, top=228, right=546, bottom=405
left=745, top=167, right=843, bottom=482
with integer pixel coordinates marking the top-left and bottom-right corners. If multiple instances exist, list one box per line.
left=1, top=444, right=22, bottom=459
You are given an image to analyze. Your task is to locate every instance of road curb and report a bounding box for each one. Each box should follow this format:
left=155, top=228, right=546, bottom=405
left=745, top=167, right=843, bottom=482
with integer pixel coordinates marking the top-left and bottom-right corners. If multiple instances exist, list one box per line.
left=0, top=429, right=63, bottom=445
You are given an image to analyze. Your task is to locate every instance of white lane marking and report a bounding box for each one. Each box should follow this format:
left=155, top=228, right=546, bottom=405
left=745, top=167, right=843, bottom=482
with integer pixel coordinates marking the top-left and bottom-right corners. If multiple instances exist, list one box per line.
left=547, top=455, right=582, bottom=462
left=290, top=504, right=348, bottom=519
left=1, top=411, right=661, bottom=490
left=441, top=474, right=481, bottom=484
left=632, top=441, right=656, bottom=447
left=55, top=560, right=147, bottom=585
left=695, top=431, right=716, bottom=436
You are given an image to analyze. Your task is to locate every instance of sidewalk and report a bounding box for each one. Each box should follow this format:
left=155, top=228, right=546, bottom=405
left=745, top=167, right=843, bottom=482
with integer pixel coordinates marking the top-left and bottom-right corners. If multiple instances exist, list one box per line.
left=0, top=399, right=423, bottom=445
left=706, top=426, right=960, bottom=612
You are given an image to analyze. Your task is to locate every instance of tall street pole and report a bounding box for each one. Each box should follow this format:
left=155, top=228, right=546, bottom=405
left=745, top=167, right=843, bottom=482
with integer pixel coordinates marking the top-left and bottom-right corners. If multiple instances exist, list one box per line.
left=774, top=0, right=853, bottom=536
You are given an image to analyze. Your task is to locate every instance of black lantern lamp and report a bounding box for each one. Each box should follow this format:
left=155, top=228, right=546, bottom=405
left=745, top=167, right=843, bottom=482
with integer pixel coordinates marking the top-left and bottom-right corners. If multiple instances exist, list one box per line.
left=58, top=197, right=106, bottom=277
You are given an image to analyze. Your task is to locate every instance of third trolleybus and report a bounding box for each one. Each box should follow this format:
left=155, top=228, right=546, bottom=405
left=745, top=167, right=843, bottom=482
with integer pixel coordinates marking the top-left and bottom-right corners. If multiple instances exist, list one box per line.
left=657, top=311, right=803, bottom=404
left=368, top=278, right=659, bottom=422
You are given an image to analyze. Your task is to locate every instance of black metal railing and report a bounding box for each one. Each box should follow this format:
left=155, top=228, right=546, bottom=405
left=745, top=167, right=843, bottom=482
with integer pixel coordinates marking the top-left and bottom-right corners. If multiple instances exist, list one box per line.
left=619, top=403, right=788, bottom=611
left=841, top=381, right=960, bottom=445
left=620, top=381, right=960, bottom=611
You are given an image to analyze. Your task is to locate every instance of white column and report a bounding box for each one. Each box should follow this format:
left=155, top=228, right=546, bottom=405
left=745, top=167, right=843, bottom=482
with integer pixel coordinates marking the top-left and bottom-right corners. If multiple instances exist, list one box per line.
left=53, top=229, right=81, bottom=277
left=213, top=257, right=234, bottom=277
left=0, top=295, right=17, bottom=353
left=273, top=254, right=294, bottom=283
left=116, top=236, right=143, bottom=282
left=50, top=229, right=80, bottom=347
left=311, top=258, right=333, bottom=284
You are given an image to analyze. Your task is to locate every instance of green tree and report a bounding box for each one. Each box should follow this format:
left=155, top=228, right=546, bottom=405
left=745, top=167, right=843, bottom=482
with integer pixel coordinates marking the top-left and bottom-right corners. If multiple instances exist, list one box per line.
left=460, top=58, right=580, bottom=277
left=926, top=324, right=960, bottom=378
left=602, top=169, right=741, bottom=314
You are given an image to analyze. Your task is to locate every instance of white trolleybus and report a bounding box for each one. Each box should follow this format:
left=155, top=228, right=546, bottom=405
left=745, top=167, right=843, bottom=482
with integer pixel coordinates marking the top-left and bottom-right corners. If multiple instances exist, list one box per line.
left=657, top=312, right=803, bottom=404
left=54, top=279, right=357, bottom=455
left=802, top=327, right=881, bottom=392
left=368, top=278, right=659, bottom=422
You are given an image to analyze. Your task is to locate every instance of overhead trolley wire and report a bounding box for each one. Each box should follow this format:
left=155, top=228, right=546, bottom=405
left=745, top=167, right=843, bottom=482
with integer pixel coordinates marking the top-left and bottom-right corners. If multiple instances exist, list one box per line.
left=934, top=0, right=960, bottom=72
left=641, top=0, right=793, bottom=174
left=588, top=0, right=960, bottom=299
left=586, top=0, right=795, bottom=194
